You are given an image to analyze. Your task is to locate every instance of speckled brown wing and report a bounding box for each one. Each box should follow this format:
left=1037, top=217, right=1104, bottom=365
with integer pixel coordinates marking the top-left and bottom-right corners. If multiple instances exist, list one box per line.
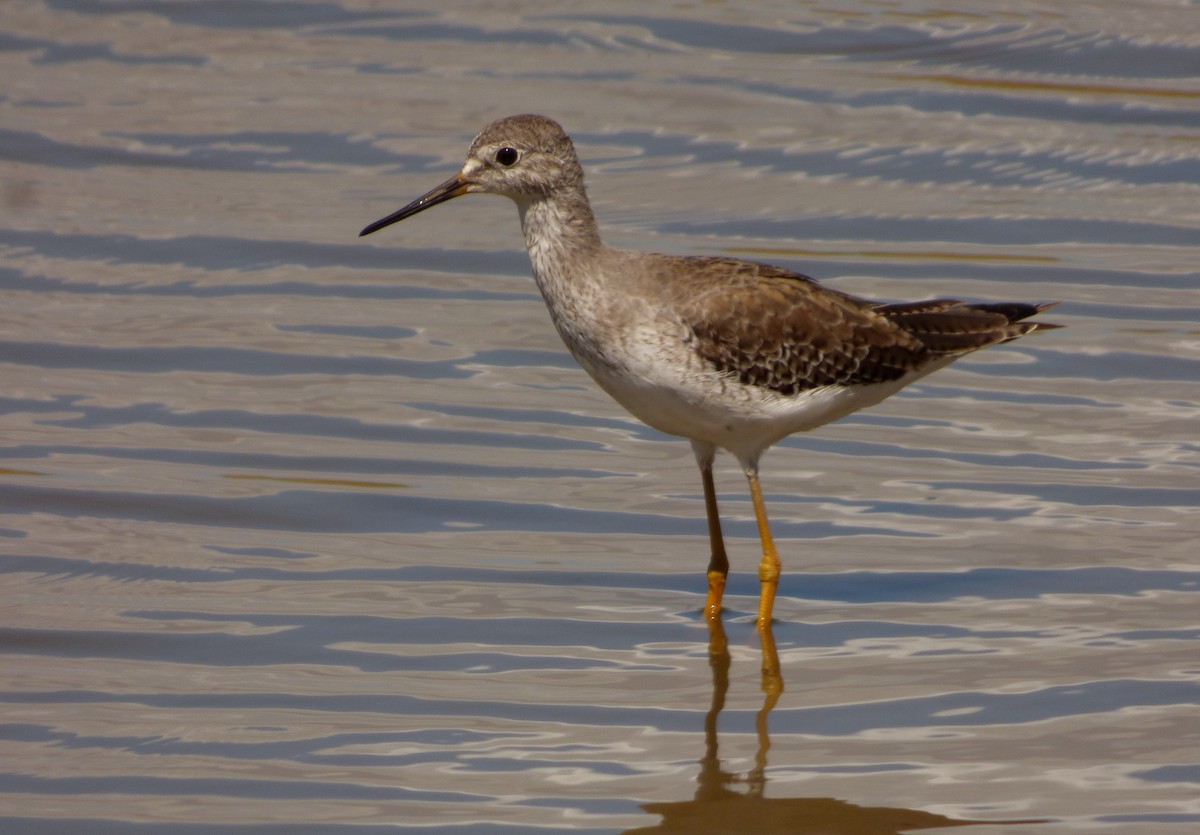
left=682, top=260, right=1056, bottom=397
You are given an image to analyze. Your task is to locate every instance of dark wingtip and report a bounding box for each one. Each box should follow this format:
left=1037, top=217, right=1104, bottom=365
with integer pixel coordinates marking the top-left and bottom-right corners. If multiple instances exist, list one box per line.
left=973, top=300, right=1064, bottom=330
left=1029, top=301, right=1064, bottom=331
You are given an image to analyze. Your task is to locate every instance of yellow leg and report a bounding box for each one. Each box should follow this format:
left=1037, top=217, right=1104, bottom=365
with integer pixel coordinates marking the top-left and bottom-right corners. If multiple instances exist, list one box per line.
left=705, top=570, right=727, bottom=622
left=695, top=443, right=729, bottom=621
left=745, top=467, right=781, bottom=629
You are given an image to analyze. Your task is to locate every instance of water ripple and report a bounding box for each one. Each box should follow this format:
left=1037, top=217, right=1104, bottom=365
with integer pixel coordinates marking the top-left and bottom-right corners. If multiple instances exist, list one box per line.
left=3, top=2, right=1197, bottom=832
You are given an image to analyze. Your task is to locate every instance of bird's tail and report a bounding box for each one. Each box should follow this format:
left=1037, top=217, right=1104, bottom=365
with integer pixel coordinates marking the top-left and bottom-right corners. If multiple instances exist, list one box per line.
left=876, top=299, right=1063, bottom=352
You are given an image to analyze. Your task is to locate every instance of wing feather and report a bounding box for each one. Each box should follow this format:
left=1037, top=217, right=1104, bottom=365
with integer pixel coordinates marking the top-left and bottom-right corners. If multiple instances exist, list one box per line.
left=677, top=260, right=1057, bottom=396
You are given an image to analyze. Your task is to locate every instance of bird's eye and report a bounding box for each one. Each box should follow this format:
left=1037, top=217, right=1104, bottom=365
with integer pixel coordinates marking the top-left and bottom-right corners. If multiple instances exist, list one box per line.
left=495, top=147, right=520, bottom=166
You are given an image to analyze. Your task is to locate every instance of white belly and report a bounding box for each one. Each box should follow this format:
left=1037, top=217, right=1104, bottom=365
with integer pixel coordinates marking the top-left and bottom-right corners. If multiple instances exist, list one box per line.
left=575, top=344, right=950, bottom=463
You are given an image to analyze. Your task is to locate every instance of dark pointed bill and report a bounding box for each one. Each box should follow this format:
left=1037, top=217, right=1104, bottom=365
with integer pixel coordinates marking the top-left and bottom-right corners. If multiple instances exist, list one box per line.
left=359, top=175, right=469, bottom=237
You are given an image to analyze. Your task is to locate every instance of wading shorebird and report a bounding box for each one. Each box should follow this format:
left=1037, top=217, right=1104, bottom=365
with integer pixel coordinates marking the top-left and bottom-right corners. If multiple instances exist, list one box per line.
left=360, top=114, right=1059, bottom=629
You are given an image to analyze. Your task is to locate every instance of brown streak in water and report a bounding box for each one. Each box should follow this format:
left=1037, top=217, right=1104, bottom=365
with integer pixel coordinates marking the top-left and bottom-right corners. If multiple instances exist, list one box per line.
left=900, top=73, right=1200, bottom=99
left=223, top=474, right=410, bottom=489
left=723, top=247, right=1059, bottom=263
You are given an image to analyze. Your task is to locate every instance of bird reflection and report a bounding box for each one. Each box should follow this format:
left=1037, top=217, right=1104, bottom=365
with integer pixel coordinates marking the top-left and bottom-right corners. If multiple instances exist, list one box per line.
left=625, top=619, right=1045, bottom=835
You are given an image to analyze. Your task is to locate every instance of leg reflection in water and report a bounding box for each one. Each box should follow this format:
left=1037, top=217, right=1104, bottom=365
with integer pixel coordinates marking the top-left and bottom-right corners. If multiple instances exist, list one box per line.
left=625, top=620, right=1046, bottom=835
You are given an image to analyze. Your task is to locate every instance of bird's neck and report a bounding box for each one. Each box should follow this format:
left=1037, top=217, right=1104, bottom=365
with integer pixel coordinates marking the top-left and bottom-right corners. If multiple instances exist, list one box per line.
left=517, top=188, right=604, bottom=292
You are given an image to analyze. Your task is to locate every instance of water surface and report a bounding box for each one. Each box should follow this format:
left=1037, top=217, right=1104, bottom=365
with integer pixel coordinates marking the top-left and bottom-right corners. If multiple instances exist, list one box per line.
left=2, top=1, right=1198, bottom=832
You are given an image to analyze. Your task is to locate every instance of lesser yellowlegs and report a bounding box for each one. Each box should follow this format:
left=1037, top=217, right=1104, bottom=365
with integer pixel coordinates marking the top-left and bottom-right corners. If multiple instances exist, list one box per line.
left=360, top=114, right=1060, bottom=628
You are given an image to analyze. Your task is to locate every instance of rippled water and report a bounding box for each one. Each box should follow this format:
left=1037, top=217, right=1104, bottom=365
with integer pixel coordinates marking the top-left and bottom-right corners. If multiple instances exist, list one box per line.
left=2, top=1, right=1198, bottom=832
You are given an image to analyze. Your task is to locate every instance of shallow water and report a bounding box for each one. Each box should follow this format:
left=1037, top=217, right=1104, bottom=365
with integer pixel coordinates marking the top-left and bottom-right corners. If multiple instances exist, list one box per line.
left=2, top=1, right=1198, bottom=832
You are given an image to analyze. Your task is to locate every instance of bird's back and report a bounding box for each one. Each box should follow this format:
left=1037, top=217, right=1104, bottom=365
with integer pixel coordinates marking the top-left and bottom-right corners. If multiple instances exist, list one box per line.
left=614, top=253, right=1056, bottom=398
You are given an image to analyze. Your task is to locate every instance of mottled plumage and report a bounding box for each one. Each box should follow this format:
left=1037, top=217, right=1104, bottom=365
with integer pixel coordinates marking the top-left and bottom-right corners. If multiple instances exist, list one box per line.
left=360, top=114, right=1060, bottom=628
left=679, top=260, right=1051, bottom=395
